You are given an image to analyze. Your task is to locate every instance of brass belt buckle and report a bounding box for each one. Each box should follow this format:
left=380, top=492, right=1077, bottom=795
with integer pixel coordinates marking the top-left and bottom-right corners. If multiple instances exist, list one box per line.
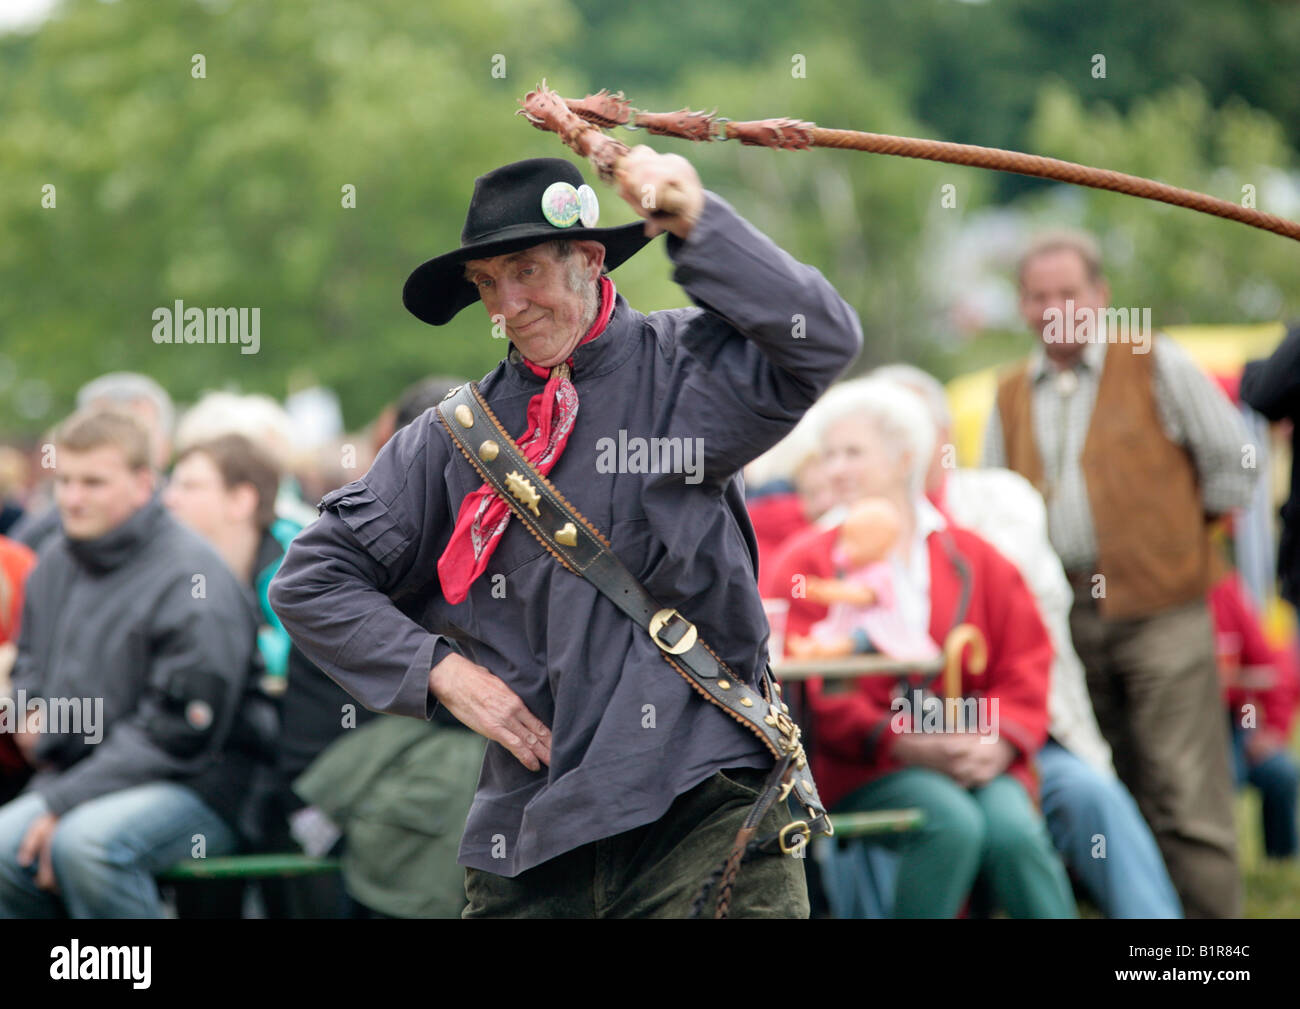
left=649, top=608, right=698, bottom=655
left=779, top=820, right=810, bottom=855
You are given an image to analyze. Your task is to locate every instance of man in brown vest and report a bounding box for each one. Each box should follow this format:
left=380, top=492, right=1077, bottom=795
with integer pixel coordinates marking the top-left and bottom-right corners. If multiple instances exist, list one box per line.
left=982, top=231, right=1258, bottom=918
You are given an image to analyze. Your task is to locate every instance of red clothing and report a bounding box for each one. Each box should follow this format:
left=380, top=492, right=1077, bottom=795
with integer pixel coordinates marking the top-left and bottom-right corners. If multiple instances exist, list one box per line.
left=747, top=488, right=811, bottom=578
left=0, top=535, right=35, bottom=644
left=763, top=521, right=1053, bottom=809
left=1209, top=572, right=1300, bottom=739
left=0, top=535, right=37, bottom=781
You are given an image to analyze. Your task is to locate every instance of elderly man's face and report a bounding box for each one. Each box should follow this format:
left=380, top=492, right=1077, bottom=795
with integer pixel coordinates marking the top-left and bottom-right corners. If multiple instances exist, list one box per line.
left=465, top=241, right=605, bottom=368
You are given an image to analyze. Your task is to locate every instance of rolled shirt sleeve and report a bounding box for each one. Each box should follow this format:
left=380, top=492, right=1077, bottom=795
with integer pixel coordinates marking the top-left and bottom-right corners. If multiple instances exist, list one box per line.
left=1151, top=334, right=1260, bottom=516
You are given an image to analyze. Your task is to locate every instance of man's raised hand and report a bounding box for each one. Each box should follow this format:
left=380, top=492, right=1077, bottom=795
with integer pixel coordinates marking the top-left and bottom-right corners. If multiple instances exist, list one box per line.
left=429, top=652, right=551, bottom=772
left=614, top=145, right=705, bottom=240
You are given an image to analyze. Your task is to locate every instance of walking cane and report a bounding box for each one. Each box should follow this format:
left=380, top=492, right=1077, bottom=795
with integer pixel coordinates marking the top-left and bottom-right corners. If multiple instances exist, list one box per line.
left=942, top=624, right=987, bottom=701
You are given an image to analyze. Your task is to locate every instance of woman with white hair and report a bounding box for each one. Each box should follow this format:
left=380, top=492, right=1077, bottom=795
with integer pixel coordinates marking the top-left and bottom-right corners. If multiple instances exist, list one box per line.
left=763, top=377, right=1075, bottom=918
left=872, top=363, right=1182, bottom=918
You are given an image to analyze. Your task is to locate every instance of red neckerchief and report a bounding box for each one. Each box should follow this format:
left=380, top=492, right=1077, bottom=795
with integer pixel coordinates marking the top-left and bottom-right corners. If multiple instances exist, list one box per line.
left=437, top=276, right=616, bottom=604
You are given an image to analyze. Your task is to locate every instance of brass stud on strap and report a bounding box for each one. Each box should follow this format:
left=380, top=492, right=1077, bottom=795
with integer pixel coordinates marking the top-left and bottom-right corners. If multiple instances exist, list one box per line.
left=555, top=522, right=578, bottom=546
left=718, top=679, right=731, bottom=690
left=740, top=696, right=753, bottom=707
left=781, top=702, right=790, bottom=713
left=478, top=439, right=499, bottom=461
left=455, top=404, right=474, bottom=428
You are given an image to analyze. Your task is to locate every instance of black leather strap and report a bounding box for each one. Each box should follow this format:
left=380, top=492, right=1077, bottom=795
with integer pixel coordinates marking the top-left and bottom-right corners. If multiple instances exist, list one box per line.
left=436, top=381, right=831, bottom=832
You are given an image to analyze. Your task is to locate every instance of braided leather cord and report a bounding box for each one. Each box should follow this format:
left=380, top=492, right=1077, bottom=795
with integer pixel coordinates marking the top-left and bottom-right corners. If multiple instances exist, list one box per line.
left=538, top=86, right=1300, bottom=243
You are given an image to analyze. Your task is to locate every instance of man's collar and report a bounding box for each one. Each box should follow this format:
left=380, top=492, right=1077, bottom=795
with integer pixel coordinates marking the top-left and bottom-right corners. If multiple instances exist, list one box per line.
left=505, top=289, right=634, bottom=384
left=254, top=525, right=286, bottom=581
left=63, top=493, right=165, bottom=574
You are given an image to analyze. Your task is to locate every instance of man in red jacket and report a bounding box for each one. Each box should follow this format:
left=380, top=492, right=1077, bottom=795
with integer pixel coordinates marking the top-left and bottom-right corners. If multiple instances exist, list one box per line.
left=764, top=378, right=1074, bottom=917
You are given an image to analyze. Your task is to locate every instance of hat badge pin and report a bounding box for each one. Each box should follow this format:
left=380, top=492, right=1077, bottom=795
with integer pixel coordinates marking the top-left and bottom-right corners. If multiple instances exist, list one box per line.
left=541, top=181, right=599, bottom=228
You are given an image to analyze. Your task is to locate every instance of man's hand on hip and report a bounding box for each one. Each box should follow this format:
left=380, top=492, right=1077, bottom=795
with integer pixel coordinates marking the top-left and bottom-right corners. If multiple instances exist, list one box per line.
left=429, top=652, right=551, bottom=771
left=614, top=145, right=704, bottom=240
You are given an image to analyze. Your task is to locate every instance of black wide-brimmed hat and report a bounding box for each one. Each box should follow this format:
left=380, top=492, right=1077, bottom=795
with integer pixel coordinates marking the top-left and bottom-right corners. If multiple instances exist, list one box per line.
left=402, top=158, right=654, bottom=326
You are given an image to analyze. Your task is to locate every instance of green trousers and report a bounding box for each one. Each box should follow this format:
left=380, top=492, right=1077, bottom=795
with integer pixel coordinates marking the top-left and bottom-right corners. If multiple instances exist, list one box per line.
left=835, top=768, right=1077, bottom=918
left=463, top=767, right=811, bottom=918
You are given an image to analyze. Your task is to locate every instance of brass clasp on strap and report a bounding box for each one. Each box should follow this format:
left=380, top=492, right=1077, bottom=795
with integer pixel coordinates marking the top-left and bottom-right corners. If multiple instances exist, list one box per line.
left=779, top=820, right=810, bottom=855
left=649, top=608, right=698, bottom=655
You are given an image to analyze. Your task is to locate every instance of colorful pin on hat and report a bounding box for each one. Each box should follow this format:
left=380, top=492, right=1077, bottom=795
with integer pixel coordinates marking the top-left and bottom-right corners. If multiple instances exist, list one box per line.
left=541, top=181, right=581, bottom=227
left=577, top=184, right=600, bottom=228
left=402, top=158, right=655, bottom=326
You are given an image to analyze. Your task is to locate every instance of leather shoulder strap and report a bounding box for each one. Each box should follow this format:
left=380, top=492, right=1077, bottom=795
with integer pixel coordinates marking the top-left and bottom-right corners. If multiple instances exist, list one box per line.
left=435, top=382, right=829, bottom=827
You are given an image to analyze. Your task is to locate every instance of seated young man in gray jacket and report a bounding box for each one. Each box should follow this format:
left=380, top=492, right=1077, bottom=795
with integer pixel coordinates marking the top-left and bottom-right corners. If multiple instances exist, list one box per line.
left=0, top=408, right=265, bottom=918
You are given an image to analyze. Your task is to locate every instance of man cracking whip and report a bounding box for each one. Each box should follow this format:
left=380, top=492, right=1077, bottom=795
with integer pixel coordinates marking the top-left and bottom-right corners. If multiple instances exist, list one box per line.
left=270, top=142, right=860, bottom=918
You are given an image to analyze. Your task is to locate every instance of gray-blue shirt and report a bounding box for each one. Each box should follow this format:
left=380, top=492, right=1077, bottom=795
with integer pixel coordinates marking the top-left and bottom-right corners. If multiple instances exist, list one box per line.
left=268, top=192, right=862, bottom=876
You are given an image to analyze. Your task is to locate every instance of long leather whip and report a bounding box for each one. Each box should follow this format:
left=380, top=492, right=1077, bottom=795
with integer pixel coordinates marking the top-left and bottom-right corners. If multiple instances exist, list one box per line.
left=519, top=81, right=1300, bottom=242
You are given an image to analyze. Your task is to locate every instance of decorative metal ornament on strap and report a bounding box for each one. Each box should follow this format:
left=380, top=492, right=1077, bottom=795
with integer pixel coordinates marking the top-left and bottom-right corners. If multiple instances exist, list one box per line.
left=518, top=80, right=1300, bottom=243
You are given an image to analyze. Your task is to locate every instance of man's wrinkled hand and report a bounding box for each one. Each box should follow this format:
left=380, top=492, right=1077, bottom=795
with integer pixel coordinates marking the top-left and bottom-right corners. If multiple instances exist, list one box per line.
left=429, top=652, right=551, bottom=772
left=614, top=145, right=704, bottom=240
left=17, top=812, right=59, bottom=892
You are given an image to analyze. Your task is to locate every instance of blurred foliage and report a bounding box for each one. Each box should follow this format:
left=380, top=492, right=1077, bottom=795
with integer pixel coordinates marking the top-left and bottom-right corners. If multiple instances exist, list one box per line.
left=1, top=0, right=1299, bottom=436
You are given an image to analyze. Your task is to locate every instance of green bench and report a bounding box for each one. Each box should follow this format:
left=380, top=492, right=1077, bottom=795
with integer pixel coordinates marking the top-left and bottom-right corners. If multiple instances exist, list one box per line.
left=825, top=809, right=925, bottom=840
left=157, top=853, right=341, bottom=882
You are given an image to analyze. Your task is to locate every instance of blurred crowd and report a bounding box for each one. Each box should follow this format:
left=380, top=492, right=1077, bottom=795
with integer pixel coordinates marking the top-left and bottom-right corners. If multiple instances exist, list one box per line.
left=0, top=228, right=1298, bottom=918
